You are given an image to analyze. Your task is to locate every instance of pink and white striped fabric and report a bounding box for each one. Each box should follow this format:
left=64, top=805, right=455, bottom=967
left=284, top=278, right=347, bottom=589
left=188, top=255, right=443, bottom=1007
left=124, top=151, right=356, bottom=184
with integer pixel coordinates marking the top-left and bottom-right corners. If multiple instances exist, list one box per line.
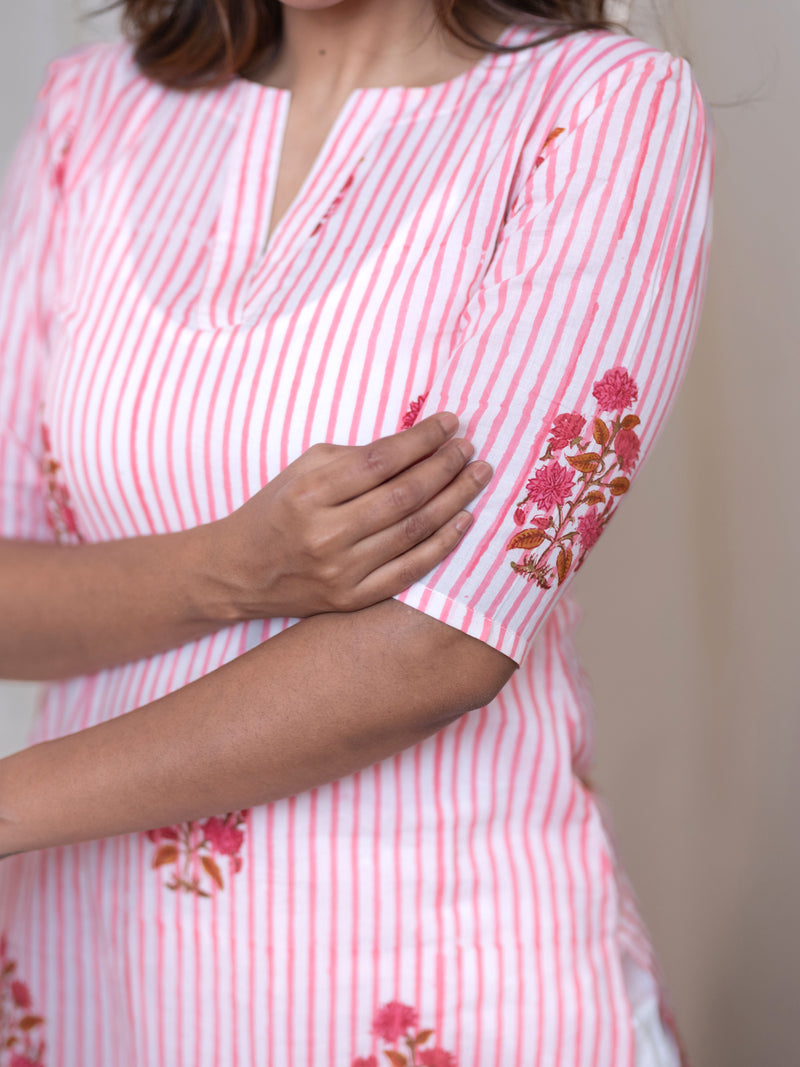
left=0, top=24, right=712, bottom=1067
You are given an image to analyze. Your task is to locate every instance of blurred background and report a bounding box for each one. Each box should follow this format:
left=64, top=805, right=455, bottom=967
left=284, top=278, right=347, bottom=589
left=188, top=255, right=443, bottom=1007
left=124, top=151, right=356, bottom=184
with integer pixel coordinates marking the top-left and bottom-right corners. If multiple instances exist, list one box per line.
left=0, top=2, right=797, bottom=1064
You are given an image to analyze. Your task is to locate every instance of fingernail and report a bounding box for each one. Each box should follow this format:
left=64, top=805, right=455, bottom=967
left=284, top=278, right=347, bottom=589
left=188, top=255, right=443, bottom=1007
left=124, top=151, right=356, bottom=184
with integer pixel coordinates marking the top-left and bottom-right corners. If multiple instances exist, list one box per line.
left=456, top=438, right=475, bottom=460
left=473, top=461, right=493, bottom=484
left=438, top=412, right=459, bottom=435
left=455, top=512, right=473, bottom=532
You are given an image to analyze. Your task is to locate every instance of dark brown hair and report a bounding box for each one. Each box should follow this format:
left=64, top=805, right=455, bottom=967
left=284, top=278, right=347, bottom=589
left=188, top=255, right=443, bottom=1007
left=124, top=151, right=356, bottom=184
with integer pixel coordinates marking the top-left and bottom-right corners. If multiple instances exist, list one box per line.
left=109, top=1, right=617, bottom=90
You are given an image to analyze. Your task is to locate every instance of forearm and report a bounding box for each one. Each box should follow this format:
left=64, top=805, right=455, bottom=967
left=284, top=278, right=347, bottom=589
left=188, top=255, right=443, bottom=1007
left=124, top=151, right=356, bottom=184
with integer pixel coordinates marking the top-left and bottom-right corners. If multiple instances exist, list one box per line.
left=0, top=526, right=236, bottom=680
left=0, top=415, right=489, bottom=681
left=0, top=600, right=515, bottom=855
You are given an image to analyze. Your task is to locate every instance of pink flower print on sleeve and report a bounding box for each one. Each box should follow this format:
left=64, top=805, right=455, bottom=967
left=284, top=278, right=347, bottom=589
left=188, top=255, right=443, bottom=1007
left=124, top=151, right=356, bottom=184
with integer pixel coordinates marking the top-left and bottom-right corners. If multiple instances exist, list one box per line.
left=525, top=460, right=576, bottom=512
left=547, top=412, right=586, bottom=451
left=507, top=368, right=643, bottom=589
left=592, top=366, right=638, bottom=411
left=0, top=934, right=46, bottom=1065
left=40, top=423, right=83, bottom=545
left=613, top=426, right=641, bottom=472
left=147, top=810, right=250, bottom=897
left=576, top=508, right=604, bottom=551
left=353, top=1000, right=456, bottom=1067
left=401, top=393, right=429, bottom=430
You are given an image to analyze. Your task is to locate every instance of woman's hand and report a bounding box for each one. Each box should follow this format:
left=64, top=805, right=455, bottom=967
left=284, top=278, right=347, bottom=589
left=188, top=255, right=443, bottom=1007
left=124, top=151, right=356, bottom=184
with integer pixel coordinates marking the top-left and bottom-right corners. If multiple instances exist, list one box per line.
left=208, top=412, right=492, bottom=620
left=0, top=412, right=488, bottom=681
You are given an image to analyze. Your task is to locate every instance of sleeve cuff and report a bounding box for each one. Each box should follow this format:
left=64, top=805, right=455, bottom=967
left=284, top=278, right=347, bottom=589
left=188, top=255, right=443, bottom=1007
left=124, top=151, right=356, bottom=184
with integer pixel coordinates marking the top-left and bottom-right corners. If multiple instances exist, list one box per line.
left=394, top=583, right=529, bottom=665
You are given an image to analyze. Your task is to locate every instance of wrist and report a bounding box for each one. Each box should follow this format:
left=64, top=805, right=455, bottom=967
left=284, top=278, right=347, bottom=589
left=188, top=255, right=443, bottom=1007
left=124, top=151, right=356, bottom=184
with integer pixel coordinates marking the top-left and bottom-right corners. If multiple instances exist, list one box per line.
left=181, top=519, right=260, bottom=626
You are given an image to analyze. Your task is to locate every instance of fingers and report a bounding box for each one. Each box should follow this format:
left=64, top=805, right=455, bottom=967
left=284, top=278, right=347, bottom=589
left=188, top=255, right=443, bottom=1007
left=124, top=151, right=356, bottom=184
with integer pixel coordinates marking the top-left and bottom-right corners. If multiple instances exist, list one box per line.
left=344, top=432, right=485, bottom=540
left=321, top=412, right=461, bottom=503
left=353, top=458, right=492, bottom=572
left=347, top=511, right=476, bottom=608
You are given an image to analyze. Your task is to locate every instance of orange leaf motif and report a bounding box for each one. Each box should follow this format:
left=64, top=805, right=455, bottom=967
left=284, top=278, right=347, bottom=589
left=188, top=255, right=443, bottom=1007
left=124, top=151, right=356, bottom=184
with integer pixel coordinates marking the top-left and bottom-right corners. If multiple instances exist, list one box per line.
left=507, top=528, right=547, bottom=551
left=384, top=1052, right=408, bottom=1067
left=152, top=845, right=179, bottom=868
left=416, top=1030, right=435, bottom=1045
left=621, top=414, right=641, bottom=430
left=201, top=855, right=225, bottom=891
left=18, top=1016, right=45, bottom=1031
left=543, top=126, right=565, bottom=148
left=593, top=417, right=610, bottom=447
left=557, top=547, right=573, bottom=586
left=585, top=491, right=605, bottom=506
left=609, top=477, right=631, bottom=496
left=566, top=452, right=601, bottom=473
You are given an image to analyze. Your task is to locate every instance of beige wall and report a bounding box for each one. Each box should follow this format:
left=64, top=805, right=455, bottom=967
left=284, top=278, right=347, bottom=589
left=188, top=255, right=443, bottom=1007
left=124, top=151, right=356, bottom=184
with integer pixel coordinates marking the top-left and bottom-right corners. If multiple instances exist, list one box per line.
left=577, top=2, right=800, bottom=1064
left=0, top=3, right=797, bottom=1064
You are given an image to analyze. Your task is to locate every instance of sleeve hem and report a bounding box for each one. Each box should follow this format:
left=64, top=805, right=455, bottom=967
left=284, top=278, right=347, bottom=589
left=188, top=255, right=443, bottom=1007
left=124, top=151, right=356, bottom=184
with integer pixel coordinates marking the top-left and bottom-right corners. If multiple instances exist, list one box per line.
left=394, top=584, right=528, bottom=665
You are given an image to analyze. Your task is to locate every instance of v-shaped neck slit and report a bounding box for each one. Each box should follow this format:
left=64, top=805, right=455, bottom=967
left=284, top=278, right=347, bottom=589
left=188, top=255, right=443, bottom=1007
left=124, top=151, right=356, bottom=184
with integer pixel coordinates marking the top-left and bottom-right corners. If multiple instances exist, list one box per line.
left=196, top=30, right=519, bottom=327
left=258, top=88, right=364, bottom=266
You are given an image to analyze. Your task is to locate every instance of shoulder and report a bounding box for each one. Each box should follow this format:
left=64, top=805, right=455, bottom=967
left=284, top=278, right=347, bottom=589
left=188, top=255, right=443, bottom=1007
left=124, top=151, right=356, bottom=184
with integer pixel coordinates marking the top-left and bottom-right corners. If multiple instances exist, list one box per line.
left=38, top=40, right=143, bottom=123
left=36, top=40, right=224, bottom=194
left=494, top=28, right=711, bottom=199
left=502, top=28, right=708, bottom=134
left=31, top=42, right=145, bottom=185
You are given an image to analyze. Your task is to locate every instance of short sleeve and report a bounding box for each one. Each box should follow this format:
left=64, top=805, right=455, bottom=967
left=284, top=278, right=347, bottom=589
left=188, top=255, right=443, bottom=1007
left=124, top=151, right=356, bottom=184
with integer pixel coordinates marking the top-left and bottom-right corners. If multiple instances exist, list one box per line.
left=0, top=57, right=77, bottom=540
left=395, top=50, right=714, bottom=664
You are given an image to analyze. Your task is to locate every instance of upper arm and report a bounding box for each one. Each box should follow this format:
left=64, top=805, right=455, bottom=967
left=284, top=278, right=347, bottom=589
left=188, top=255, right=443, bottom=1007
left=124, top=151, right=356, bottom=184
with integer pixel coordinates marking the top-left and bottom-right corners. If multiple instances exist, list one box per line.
left=378, top=599, right=517, bottom=718
left=394, top=49, right=714, bottom=665
left=294, top=597, right=517, bottom=730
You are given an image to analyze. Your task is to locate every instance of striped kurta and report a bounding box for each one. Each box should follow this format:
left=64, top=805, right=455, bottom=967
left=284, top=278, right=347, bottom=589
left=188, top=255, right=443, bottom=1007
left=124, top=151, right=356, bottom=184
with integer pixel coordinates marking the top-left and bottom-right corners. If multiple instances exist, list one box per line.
left=0, top=24, right=713, bottom=1067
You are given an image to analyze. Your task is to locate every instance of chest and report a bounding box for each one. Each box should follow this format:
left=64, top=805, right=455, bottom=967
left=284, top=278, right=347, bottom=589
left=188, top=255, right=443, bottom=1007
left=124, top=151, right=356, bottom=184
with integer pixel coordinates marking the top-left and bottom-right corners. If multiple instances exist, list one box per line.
left=42, top=87, right=529, bottom=540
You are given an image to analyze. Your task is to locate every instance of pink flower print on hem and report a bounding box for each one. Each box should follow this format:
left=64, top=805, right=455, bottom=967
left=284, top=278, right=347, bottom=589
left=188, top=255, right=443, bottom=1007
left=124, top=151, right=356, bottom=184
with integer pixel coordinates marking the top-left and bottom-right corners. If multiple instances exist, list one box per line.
left=202, top=815, right=245, bottom=857
left=147, top=810, right=250, bottom=897
left=401, top=393, right=429, bottom=430
left=0, top=934, right=46, bottom=1065
left=507, top=368, right=643, bottom=589
left=354, top=1000, right=456, bottom=1067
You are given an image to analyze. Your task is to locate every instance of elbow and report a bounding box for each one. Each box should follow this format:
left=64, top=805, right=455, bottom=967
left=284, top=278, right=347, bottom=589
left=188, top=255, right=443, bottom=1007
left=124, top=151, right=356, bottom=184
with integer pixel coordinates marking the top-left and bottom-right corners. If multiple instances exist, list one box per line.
left=412, top=621, right=518, bottom=727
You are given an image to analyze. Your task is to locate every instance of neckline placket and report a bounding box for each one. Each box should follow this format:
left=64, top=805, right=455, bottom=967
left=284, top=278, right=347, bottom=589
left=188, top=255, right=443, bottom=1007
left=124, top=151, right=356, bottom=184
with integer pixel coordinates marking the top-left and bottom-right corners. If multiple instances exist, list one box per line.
left=196, top=24, right=525, bottom=328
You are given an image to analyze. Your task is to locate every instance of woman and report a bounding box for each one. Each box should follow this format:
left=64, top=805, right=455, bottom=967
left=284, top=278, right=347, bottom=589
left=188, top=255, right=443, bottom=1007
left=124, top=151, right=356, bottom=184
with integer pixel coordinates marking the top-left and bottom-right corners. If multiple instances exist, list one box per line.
left=0, top=1, right=713, bottom=1065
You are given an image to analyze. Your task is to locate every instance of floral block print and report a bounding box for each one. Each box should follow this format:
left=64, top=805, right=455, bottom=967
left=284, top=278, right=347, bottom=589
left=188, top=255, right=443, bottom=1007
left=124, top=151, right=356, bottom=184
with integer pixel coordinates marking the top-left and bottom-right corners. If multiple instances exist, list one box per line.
left=147, top=811, right=250, bottom=898
left=401, top=394, right=429, bottom=430
left=353, top=1001, right=456, bottom=1067
left=0, top=934, right=46, bottom=1066
left=507, top=367, right=642, bottom=589
left=40, top=423, right=83, bottom=545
